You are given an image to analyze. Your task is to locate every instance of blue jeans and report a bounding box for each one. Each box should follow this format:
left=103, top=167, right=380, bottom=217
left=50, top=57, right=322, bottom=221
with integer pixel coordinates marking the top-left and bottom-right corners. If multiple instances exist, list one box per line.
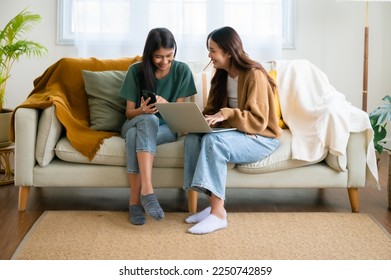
left=121, top=114, right=177, bottom=173
left=183, top=131, right=280, bottom=200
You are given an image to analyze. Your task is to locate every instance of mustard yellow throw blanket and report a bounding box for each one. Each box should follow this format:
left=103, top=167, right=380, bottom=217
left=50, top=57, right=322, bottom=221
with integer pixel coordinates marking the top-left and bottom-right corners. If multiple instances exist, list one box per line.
left=11, top=56, right=141, bottom=160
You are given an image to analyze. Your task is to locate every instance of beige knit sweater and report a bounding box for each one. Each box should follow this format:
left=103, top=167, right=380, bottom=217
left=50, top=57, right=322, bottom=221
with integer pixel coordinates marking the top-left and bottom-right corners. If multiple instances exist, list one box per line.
left=203, top=68, right=282, bottom=139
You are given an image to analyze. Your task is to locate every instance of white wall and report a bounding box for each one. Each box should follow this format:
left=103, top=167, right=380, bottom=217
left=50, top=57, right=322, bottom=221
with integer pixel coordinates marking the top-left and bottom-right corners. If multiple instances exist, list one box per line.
left=1, top=0, right=390, bottom=112
left=283, top=0, right=391, bottom=112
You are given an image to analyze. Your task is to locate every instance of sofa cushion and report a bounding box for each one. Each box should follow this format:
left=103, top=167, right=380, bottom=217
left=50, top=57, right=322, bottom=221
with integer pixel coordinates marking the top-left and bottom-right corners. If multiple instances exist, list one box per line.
left=324, top=152, right=347, bottom=172
left=82, top=70, right=127, bottom=132
left=55, top=136, right=187, bottom=168
left=237, top=129, right=327, bottom=174
left=55, top=136, right=126, bottom=166
left=153, top=137, right=186, bottom=167
left=268, top=70, right=287, bottom=129
left=36, top=106, right=63, bottom=167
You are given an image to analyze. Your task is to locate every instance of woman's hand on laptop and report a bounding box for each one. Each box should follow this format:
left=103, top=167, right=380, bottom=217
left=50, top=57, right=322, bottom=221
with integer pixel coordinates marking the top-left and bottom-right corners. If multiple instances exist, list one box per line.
left=205, top=111, right=225, bottom=126
left=156, top=95, right=168, bottom=103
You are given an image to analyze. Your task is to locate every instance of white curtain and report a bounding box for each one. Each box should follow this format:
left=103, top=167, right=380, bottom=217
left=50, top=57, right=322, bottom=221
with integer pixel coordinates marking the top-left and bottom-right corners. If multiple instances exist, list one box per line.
left=72, top=0, right=283, bottom=62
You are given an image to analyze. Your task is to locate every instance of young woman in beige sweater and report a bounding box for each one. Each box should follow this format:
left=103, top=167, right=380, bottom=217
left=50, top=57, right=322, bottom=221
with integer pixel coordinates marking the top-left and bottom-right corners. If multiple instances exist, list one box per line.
left=183, top=26, right=281, bottom=234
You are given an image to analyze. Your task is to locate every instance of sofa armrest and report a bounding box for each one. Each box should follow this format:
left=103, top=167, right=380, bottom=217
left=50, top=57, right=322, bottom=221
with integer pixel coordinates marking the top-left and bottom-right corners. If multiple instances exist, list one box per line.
left=14, top=108, right=39, bottom=186
left=346, top=132, right=367, bottom=188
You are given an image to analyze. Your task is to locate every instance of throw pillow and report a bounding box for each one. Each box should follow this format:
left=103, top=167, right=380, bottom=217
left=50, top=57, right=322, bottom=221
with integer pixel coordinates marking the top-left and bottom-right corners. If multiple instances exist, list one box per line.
left=36, top=106, right=63, bottom=167
left=268, top=69, right=288, bottom=129
left=82, top=70, right=127, bottom=131
left=187, top=61, right=214, bottom=108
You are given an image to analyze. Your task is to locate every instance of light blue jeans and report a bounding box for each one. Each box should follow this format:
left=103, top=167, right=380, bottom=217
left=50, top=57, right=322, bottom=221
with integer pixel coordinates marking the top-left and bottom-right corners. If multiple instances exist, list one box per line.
left=183, top=131, right=280, bottom=200
left=121, top=114, right=177, bottom=173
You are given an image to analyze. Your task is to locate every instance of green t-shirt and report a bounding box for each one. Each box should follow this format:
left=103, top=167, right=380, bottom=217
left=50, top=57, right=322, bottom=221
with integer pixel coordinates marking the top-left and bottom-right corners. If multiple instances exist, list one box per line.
left=119, top=60, right=197, bottom=124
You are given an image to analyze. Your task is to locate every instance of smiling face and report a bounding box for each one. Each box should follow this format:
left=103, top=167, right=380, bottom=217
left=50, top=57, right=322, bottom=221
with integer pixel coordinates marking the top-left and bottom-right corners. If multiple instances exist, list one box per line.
left=207, top=38, right=231, bottom=72
left=152, top=47, right=175, bottom=75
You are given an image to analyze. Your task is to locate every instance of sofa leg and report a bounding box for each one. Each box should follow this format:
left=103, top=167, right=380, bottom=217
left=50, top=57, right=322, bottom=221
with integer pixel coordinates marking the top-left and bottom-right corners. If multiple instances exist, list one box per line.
left=188, top=190, right=198, bottom=213
left=347, top=187, right=359, bottom=213
left=18, top=186, right=30, bottom=211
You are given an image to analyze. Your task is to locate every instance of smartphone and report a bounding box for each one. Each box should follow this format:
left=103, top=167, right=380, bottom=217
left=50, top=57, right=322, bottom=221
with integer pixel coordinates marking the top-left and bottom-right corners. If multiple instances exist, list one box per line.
left=141, top=90, right=157, bottom=105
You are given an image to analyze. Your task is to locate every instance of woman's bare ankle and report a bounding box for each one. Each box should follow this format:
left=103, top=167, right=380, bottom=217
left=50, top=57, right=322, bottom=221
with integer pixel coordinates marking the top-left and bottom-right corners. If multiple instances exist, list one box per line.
left=210, top=208, right=226, bottom=220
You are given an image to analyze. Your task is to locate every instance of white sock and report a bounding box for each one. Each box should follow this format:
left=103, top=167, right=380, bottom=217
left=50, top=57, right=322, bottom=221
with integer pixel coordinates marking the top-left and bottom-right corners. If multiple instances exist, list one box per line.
left=187, top=214, right=227, bottom=235
left=185, top=206, right=211, bottom=224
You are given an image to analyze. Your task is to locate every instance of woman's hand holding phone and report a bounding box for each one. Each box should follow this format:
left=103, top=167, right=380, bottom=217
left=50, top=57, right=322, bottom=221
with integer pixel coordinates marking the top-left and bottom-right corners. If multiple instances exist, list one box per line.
left=140, top=90, right=158, bottom=114
left=141, top=90, right=157, bottom=105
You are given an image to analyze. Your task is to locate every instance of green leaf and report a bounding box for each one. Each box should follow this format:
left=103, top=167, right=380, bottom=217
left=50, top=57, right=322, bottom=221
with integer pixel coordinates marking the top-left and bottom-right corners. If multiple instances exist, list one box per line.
left=0, top=9, right=47, bottom=111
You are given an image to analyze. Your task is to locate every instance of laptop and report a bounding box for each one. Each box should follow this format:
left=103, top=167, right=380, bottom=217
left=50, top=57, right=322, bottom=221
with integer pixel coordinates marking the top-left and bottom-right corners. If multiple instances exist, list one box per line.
left=155, top=102, right=237, bottom=133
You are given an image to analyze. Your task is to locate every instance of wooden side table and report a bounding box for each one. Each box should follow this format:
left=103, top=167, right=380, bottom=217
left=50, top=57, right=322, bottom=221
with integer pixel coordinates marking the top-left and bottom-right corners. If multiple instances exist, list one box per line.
left=0, top=144, right=14, bottom=186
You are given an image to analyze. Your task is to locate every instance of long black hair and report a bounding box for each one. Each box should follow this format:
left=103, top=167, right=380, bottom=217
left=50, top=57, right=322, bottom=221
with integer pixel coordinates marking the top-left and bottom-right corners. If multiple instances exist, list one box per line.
left=207, top=26, right=276, bottom=110
left=140, top=28, right=177, bottom=92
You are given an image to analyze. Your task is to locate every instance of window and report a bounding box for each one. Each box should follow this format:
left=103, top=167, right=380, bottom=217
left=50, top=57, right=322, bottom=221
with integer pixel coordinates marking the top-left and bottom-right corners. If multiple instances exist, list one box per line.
left=57, top=0, right=295, bottom=60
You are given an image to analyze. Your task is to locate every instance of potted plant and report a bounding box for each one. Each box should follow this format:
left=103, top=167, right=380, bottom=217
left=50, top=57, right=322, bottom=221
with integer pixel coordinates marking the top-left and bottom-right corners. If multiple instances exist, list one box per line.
left=369, top=95, right=391, bottom=155
left=0, top=9, right=47, bottom=146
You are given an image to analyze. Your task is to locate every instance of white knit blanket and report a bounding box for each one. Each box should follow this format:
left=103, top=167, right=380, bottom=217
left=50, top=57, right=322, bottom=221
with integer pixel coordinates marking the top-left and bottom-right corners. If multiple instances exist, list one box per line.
left=275, top=59, right=378, bottom=187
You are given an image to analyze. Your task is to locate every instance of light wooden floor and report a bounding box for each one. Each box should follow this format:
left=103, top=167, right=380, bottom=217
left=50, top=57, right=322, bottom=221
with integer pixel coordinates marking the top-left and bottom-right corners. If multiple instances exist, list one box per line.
left=0, top=153, right=390, bottom=260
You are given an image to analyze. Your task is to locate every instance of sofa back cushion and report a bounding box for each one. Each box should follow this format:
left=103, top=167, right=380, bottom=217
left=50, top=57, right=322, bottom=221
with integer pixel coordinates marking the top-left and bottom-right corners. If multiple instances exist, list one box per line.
left=82, top=70, right=128, bottom=132
left=36, top=106, right=63, bottom=167
left=267, top=69, right=287, bottom=129
left=187, top=61, right=213, bottom=108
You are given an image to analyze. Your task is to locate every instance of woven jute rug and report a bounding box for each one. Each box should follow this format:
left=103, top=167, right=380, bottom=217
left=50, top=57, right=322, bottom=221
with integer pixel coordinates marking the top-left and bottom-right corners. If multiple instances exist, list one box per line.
left=11, top=211, right=391, bottom=260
